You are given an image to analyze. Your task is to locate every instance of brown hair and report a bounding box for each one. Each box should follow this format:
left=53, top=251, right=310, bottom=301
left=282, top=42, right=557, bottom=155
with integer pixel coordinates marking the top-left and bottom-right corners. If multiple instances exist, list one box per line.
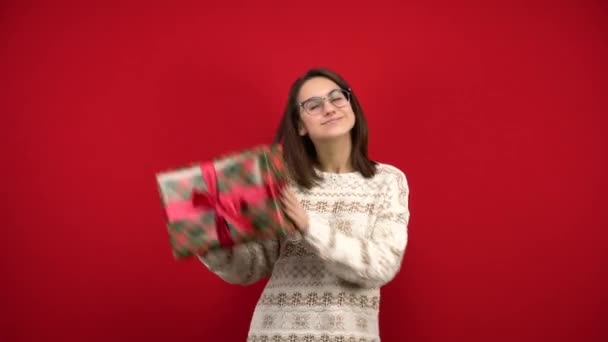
left=273, top=67, right=377, bottom=189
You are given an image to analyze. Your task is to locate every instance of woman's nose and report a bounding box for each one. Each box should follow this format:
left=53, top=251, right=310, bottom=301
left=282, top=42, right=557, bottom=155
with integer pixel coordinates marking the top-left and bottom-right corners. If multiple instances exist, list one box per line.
left=323, top=100, right=337, bottom=115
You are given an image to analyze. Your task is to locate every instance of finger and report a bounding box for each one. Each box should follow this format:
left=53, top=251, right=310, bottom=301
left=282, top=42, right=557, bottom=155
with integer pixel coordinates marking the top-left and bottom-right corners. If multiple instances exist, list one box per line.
left=280, top=197, right=295, bottom=215
left=282, top=200, right=297, bottom=215
left=279, top=193, right=292, bottom=207
left=287, top=190, right=298, bottom=203
left=281, top=192, right=296, bottom=208
left=281, top=191, right=291, bottom=201
left=282, top=188, right=295, bottom=202
left=283, top=207, right=298, bottom=223
left=284, top=190, right=299, bottom=207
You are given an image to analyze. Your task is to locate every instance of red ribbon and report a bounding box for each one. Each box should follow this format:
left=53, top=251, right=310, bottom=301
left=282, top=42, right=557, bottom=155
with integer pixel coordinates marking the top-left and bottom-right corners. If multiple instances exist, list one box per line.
left=190, top=161, right=283, bottom=248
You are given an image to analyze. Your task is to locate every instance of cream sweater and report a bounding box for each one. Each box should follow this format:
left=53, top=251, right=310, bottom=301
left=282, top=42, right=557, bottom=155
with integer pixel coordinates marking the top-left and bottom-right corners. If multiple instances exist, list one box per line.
left=199, top=163, right=410, bottom=342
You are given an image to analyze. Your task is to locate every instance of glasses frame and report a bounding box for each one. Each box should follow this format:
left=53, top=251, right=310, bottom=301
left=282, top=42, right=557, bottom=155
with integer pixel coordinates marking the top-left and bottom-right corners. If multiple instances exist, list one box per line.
left=299, top=88, right=352, bottom=116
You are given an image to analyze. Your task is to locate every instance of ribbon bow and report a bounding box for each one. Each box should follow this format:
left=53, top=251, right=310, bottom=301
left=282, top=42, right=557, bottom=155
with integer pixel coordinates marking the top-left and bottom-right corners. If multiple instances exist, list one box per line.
left=191, top=161, right=283, bottom=248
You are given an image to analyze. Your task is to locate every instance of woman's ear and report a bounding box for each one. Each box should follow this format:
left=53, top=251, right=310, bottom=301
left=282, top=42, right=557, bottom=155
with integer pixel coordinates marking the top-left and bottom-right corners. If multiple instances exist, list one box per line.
left=298, top=121, right=307, bottom=136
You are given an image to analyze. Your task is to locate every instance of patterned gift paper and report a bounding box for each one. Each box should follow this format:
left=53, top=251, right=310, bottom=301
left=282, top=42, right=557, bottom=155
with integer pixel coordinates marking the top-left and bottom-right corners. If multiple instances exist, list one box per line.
left=156, top=144, right=295, bottom=259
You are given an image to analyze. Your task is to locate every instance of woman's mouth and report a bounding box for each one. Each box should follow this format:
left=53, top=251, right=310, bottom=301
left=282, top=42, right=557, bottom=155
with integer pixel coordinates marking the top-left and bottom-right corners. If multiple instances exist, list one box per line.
left=322, top=117, right=343, bottom=125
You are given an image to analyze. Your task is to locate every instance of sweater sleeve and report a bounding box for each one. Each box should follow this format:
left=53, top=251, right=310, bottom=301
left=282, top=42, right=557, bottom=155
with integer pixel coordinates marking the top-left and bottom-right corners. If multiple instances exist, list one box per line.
left=302, top=169, right=410, bottom=288
left=197, top=237, right=280, bottom=285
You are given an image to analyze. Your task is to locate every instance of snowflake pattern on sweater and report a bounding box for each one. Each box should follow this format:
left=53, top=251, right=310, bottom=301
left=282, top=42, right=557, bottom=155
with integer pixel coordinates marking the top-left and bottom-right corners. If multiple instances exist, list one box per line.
left=199, top=163, right=410, bottom=342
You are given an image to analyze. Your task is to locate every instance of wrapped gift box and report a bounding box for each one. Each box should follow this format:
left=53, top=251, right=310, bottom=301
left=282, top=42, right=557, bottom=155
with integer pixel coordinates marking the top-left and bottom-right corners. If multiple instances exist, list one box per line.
left=156, top=144, right=295, bottom=259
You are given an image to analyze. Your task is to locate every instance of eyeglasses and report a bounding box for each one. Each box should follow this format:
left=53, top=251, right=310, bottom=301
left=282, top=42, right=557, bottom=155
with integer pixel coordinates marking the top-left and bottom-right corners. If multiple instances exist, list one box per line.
left=299, top=88, right=352, bottom=116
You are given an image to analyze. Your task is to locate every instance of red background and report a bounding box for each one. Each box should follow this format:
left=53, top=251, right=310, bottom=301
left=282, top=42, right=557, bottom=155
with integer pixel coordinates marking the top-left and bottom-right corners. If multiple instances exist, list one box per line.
left=2, top=1, right=607, bottom=341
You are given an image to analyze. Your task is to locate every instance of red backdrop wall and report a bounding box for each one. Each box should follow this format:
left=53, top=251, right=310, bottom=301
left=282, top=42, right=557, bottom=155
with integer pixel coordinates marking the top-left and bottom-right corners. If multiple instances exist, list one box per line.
left=2, top=1, right=607, bottom=341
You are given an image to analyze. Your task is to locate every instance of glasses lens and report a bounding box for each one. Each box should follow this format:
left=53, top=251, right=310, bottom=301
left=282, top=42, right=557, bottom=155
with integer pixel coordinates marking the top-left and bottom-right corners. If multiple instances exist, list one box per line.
left=304, top=99, right=323, bottom=115
left=329, top=90, right=349, bottom=107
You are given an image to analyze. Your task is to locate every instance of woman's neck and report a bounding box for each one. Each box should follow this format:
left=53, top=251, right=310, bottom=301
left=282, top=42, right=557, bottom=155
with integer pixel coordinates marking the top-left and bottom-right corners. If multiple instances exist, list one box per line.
left=313, top=136, right=353, bottom=173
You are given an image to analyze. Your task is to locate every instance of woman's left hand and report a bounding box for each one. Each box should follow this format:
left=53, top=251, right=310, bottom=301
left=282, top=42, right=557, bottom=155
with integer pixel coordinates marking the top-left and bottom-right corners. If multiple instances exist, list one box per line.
left=280, top=187, right=309, bottom=233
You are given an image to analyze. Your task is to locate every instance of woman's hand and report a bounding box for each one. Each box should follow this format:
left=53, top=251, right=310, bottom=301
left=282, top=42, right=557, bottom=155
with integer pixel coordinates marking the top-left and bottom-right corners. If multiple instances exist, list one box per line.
left=280, top=187, right=309, bottom=233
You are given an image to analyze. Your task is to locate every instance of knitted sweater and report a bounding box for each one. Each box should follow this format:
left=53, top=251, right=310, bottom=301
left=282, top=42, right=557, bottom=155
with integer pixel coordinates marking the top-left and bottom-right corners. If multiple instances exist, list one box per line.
left=199, top=163, right=410, bottom=342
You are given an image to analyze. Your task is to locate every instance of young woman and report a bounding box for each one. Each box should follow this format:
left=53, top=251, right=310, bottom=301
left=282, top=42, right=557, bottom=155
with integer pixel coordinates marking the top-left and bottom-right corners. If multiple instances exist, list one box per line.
left=199, top=67, right=410, bottom=342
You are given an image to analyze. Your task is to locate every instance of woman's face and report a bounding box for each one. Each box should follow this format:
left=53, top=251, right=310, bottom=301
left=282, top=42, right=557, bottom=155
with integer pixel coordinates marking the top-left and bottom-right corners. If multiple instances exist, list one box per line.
left=296, top=77, right=355, bottom=143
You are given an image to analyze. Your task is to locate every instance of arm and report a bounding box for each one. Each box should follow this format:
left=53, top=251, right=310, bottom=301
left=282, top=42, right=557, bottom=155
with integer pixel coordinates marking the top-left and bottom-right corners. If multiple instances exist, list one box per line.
left=197, top=237, right=280, bottom=285
left=302, top=169, right=410, bottom=288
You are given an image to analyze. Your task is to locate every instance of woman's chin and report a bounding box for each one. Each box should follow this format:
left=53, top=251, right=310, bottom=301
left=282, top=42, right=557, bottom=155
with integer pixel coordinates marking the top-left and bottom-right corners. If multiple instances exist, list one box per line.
left=312, top=129, right=352, bottom=142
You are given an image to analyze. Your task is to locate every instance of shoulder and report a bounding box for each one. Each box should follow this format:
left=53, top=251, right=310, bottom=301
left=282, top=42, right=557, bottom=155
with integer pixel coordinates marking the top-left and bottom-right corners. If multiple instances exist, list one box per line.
left=371, top=163, right=410, bottom=204
left=373, top=163, right=409, bottom=187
